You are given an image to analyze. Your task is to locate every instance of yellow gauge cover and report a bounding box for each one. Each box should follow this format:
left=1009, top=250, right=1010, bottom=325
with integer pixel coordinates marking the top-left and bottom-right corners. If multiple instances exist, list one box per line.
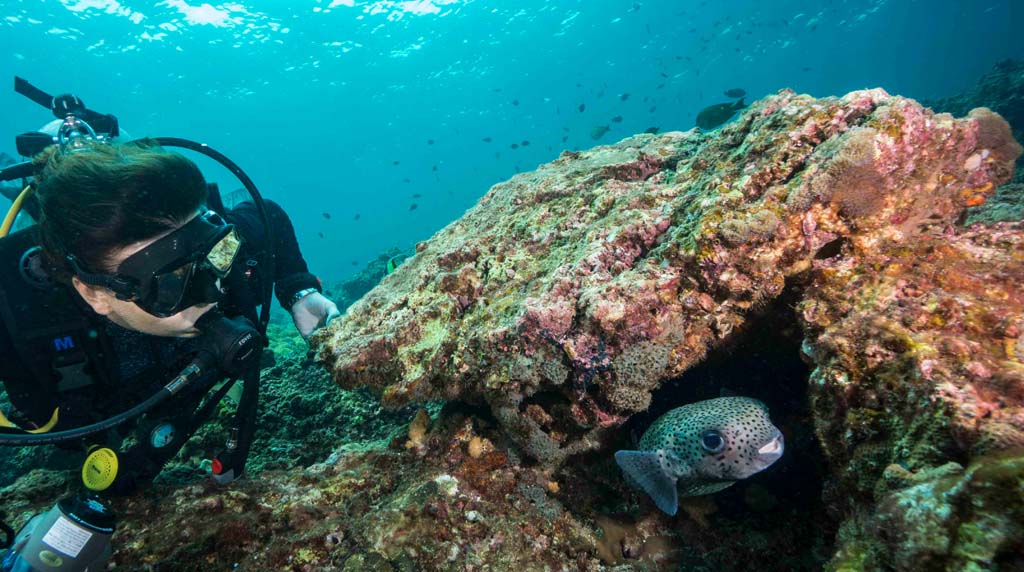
left=81, top=447, right=119, bottom=491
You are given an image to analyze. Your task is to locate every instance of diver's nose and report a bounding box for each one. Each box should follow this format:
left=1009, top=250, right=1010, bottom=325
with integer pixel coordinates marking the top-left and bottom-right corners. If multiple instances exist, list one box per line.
left=757, top=430, right=784, bottom=464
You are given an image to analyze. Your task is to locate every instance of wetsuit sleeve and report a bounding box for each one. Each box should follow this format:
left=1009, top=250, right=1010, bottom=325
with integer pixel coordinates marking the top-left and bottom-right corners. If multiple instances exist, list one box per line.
left=225, top=199, right=322, bottom=309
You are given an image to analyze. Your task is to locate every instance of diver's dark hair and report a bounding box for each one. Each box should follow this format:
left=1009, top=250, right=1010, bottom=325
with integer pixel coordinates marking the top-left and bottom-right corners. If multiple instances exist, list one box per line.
left=33, top=139, right=208, bottom=282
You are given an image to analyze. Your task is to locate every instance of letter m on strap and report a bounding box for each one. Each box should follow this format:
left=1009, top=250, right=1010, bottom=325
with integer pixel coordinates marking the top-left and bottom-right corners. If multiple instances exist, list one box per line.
left=53, top=336, right=75, bottom=352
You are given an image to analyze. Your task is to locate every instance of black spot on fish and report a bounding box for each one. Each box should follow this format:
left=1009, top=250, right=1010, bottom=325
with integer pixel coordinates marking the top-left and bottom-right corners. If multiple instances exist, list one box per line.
left=620, top=93, right=630, bottom=101
left=322, top=212, right=331, bottom=219
left=611, top=115, right=623, bottom=123
left=409, top=203, right=418, bottom=211
left=482, top=137, right=492, bottom=143
left=578, top=103, right=586, bottom=112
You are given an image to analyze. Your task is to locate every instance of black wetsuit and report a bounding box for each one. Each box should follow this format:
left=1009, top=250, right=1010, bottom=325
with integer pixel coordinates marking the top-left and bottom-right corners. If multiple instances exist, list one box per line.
left=0, top=199, right=321, bottom=490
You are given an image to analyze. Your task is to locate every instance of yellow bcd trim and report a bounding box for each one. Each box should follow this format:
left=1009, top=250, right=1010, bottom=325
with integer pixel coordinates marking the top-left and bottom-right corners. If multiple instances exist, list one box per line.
left=0, top=406, right=59, bottom=433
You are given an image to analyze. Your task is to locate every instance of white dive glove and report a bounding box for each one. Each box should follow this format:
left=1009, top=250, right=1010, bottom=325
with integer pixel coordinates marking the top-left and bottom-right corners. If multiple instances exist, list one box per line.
left=289, top=291, right=341, bottom=340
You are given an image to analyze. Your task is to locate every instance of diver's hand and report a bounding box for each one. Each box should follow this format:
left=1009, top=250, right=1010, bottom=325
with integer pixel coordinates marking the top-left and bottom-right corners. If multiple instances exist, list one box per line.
left=290, top=292, right=341, bottom=341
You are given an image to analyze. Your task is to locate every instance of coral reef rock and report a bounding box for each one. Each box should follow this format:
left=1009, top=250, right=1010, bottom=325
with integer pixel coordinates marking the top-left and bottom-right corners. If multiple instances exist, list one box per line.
left=926, top=58, right=1024, bottom=183
left=316, top=88, right=1019, bottom=454
left=314, top=87, right=1024, bottom=570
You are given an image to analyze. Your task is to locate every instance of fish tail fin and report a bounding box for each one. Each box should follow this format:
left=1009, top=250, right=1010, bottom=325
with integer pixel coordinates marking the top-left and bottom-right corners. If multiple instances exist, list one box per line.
left=614, top=450, right=679, bottom=516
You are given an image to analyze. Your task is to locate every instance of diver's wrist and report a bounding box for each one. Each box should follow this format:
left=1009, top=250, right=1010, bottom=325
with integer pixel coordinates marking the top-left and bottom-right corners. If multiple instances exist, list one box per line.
left=287, top=287, right=319, bottom=309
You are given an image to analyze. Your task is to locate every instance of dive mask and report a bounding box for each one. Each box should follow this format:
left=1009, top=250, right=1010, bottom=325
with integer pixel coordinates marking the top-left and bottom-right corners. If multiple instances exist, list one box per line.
left=68, top=210, right=242, bottom=318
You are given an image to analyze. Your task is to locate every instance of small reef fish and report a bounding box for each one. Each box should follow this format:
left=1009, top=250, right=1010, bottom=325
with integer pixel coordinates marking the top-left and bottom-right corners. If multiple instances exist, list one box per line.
left=353, top=213, right=361, bottom=220
left=620, top=92, right=630, bottom=101
left=322, top=212, right=331, bottom=220
left=590, top=125, right=611, bottom=140
left=482, top=137, right=492, bottom=143
left=643, top=126, right=660, bottom=134
left=611, top=115, right=623, bottom=123
left=696, top=98, right=746, bottom=130
left=386, top=253, right=409, bottom=275
left=615, top=396, right=784, bottom=516
left=409, top=203, right=418, bottom=211
left=578, top=103, right=586, bottom=112
left=723, top=88, right=746, bottom=98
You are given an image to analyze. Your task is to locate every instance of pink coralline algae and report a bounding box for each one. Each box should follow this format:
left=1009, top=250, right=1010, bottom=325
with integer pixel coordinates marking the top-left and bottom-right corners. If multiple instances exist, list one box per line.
left=314, top=88, right=1021, bottom=475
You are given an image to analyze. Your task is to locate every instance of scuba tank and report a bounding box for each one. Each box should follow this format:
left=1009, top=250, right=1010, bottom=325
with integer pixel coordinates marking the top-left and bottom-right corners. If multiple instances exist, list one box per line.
left=1, top=495, right=114, bottom=572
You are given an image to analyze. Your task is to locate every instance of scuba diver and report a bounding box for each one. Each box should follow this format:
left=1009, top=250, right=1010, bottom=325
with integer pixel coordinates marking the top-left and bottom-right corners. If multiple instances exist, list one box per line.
left=0, top=78, right=340, bottom=571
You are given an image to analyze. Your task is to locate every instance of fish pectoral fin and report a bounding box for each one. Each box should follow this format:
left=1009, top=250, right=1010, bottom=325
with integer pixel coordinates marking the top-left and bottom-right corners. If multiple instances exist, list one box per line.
left=614, top=450, right=679, bottom=516
left=677, top=478, right=736, bottom=498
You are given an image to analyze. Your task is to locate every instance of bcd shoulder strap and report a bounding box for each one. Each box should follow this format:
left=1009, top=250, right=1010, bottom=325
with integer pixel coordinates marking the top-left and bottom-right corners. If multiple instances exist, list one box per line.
left=0, top=226, right=111, bottom=432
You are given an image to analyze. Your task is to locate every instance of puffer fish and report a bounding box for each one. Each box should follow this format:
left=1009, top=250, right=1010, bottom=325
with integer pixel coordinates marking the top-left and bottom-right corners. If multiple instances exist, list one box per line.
left=614, top=396, right=784, bottom=516
left=695, top=98, right=746, bottom=130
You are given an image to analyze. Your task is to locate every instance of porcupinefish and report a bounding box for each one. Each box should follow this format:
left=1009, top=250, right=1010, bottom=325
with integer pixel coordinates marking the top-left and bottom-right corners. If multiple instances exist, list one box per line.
left=614, top=396, right=784, bottom=516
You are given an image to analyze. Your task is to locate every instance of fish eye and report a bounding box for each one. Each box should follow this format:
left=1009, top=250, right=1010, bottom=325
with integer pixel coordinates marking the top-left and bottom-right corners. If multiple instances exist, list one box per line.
left=700, top=430, right=726, bottom=453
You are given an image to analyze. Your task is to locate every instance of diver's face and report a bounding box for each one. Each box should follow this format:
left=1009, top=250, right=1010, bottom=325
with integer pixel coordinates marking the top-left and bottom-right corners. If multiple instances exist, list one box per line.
left=70, top=212, right=216, bottom=338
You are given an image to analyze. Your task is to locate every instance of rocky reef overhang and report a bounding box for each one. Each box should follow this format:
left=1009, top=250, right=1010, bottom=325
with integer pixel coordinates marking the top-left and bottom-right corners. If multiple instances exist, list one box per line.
left=314, top=88, right=1021, bottom=464
left=312, top=87, right=1024, bottom=569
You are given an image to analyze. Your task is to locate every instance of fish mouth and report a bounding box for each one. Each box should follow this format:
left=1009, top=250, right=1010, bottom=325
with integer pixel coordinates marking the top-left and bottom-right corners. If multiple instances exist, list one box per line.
left=756, top=430, right=785, bottom=466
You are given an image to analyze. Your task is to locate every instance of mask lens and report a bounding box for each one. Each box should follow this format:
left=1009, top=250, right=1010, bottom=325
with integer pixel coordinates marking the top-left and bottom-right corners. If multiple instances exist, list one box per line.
left=145, top=261, right=196, bottom=317
left=206, top=228, right=241, bottom=276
